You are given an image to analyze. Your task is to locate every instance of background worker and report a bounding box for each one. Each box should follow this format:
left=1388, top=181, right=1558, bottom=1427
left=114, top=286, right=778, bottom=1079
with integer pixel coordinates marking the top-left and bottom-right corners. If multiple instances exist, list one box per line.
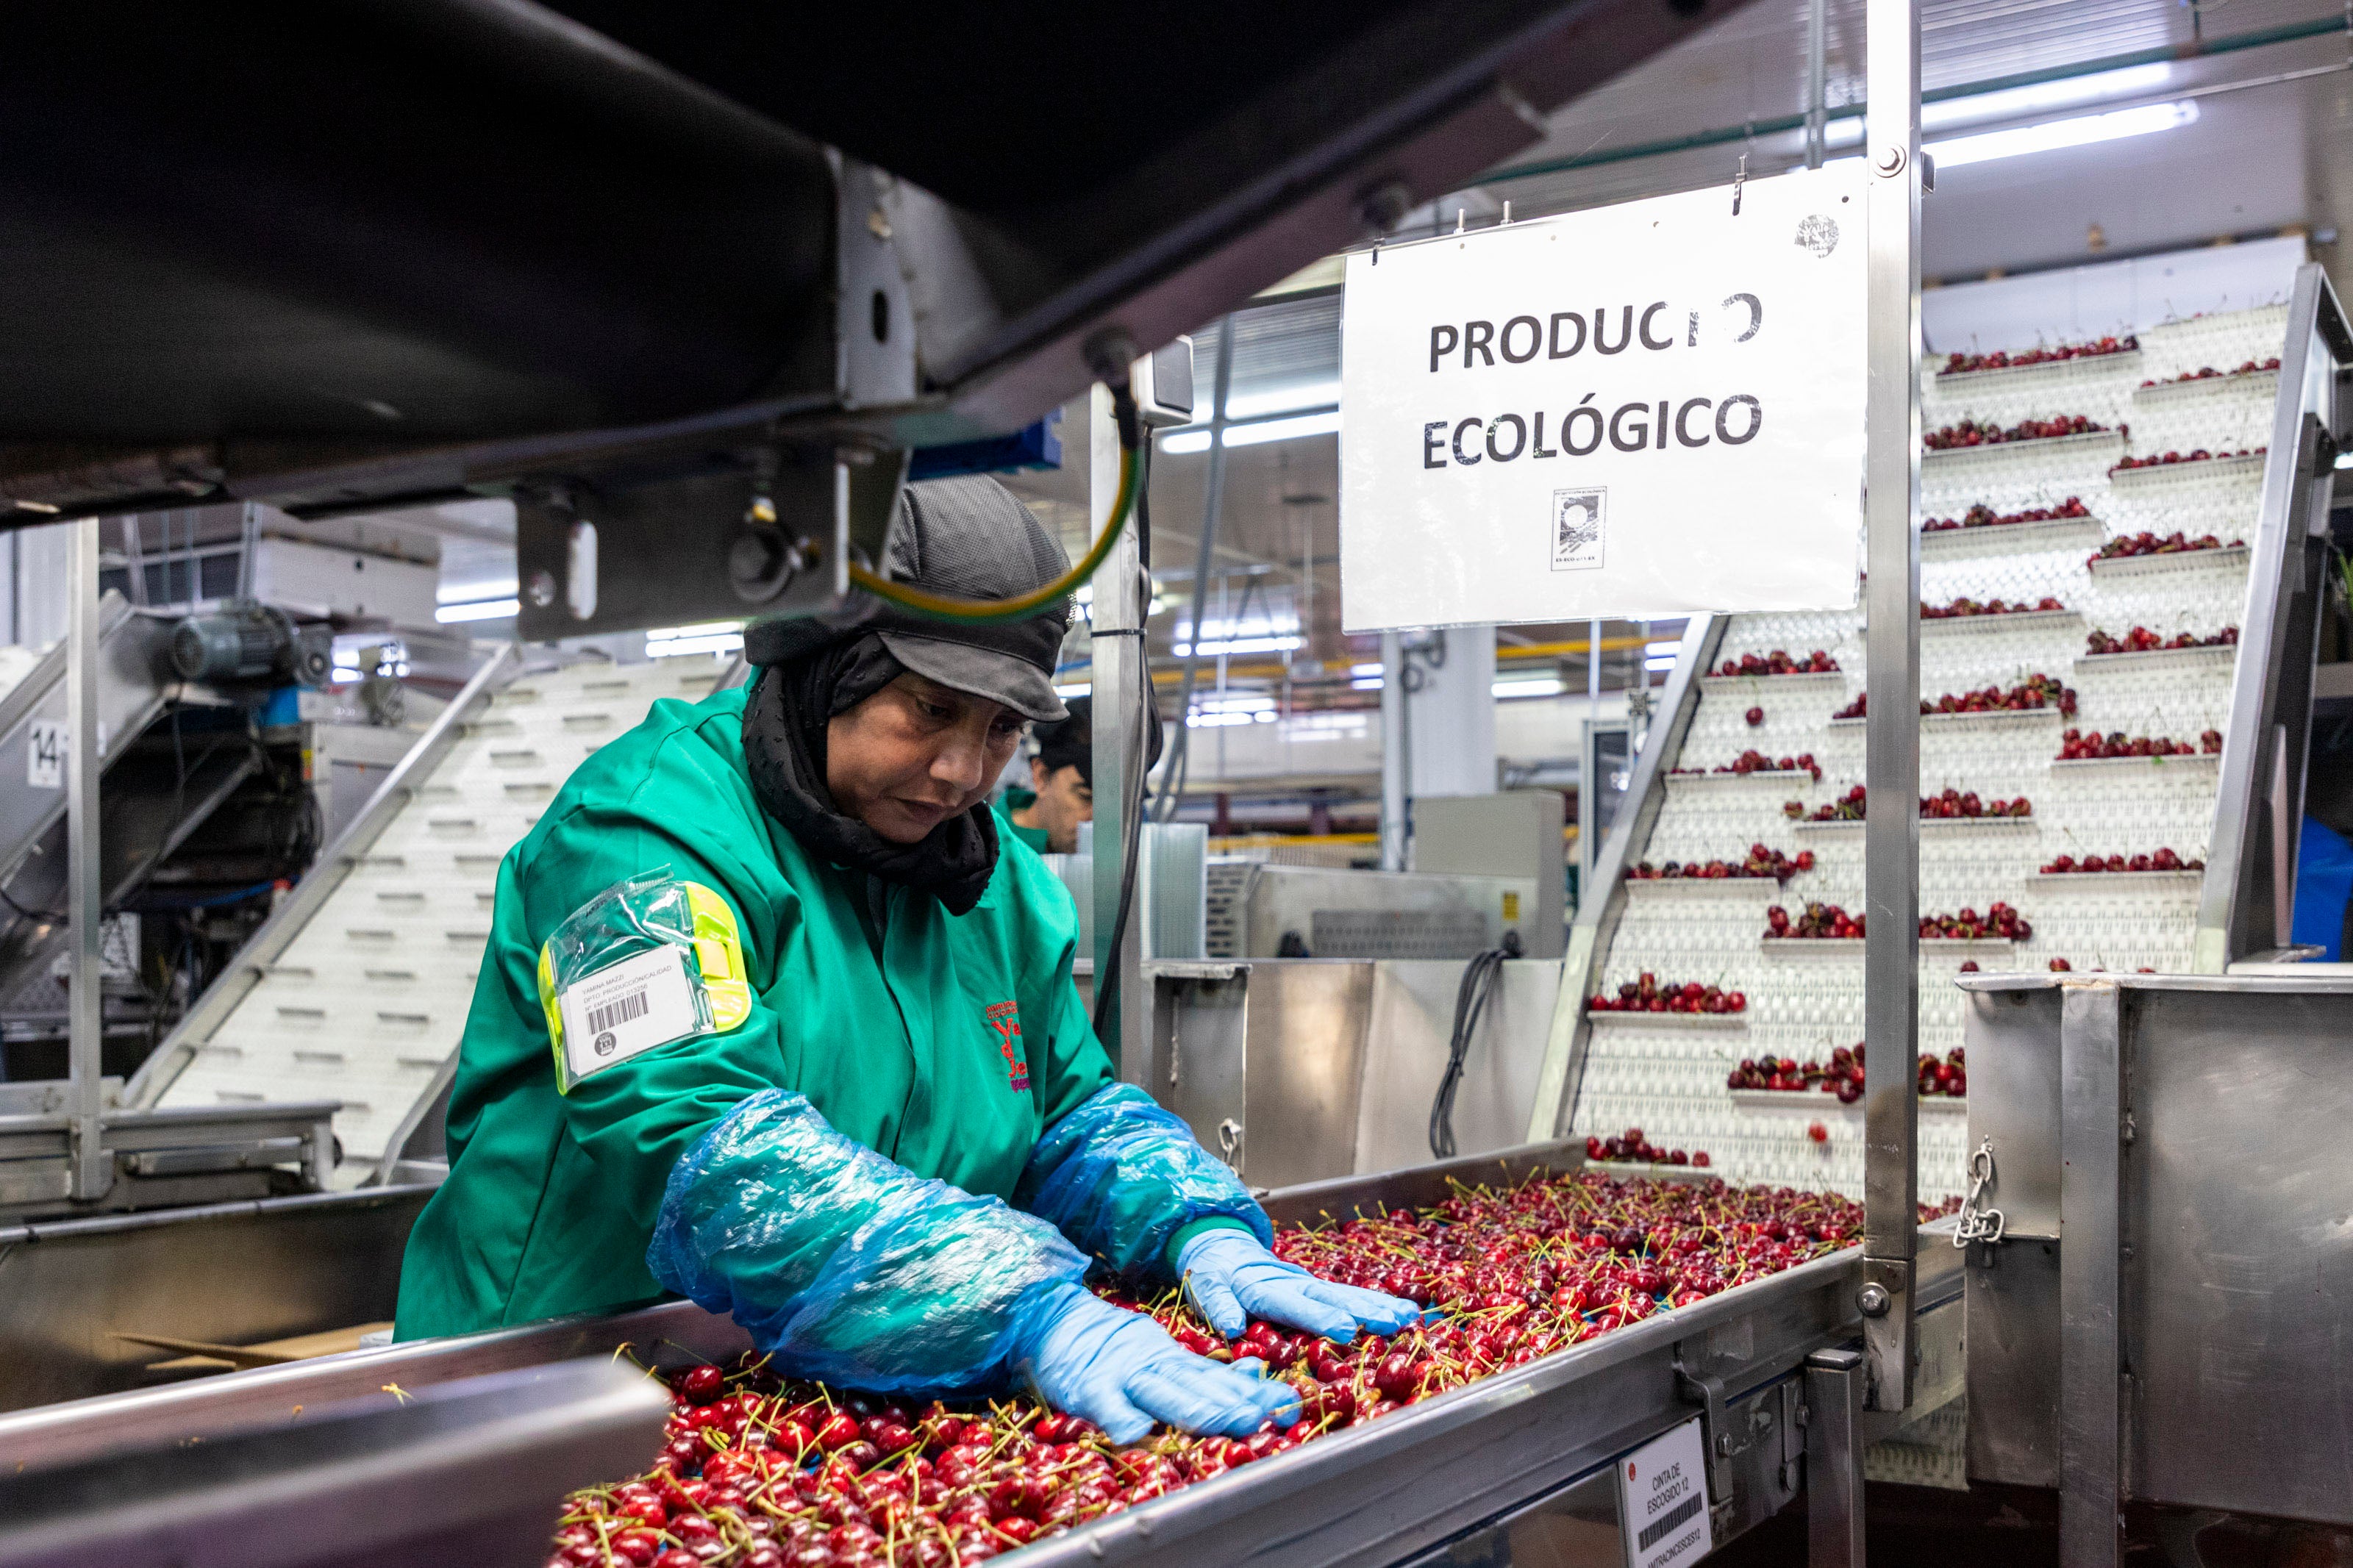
left=393, top=476, right=1413, bottom=1441
left=996, top=696, right=1163, bottom=855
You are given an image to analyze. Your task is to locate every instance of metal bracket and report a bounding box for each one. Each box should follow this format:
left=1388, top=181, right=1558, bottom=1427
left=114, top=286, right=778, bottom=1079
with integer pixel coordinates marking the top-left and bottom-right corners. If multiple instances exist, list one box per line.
left=1672, top=1347, right=1743, bottom=1510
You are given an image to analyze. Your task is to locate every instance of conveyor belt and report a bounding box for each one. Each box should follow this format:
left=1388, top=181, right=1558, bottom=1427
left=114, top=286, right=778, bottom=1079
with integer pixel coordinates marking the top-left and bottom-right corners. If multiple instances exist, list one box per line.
left=126, top=650, right=740, bottom=1176
left=1567, top=304, right=2294, bottom=1200
left=0, top=1145, right=1965, bottom=1568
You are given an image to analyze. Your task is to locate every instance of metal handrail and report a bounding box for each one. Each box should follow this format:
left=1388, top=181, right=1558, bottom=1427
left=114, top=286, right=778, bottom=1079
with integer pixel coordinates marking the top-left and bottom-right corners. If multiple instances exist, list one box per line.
left=1527, top=613, right=1728, bottom=1143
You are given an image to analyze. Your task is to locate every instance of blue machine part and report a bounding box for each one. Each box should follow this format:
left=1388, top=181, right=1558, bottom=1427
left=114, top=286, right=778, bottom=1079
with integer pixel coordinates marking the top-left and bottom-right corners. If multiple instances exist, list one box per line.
left=257, top=685, right=304, bottom=728
left=907, top=414, right=1062, bottom=482
left=2293, top=816, right=2353, bottom=961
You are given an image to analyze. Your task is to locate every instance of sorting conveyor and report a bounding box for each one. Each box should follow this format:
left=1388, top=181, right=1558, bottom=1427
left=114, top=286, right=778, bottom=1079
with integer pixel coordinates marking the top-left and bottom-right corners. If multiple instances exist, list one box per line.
left=0, top=1143, right=1964, bottom=1568
left=124, top=648, right=745, bottom=1181
left=0, top=591, right=354, bottom=1220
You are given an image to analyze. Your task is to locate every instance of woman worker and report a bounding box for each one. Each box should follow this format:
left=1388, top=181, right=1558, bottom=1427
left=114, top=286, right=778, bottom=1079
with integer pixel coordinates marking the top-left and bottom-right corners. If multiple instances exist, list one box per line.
left=394, top=475, right=1413, bottom=1440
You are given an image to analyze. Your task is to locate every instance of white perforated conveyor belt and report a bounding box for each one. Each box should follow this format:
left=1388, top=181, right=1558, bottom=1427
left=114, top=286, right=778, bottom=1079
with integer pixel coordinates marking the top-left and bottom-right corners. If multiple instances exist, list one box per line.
left=1573, top=304, right=2290, bottom=1201
left=146, top=655, right=732, bottom=1180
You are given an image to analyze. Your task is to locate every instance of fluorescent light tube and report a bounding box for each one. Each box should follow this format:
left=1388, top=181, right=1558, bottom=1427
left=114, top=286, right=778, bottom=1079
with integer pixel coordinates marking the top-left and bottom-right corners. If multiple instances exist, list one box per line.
left=435, top=597, right=519, bottom=623
left=1926, top=100, right=2197, bottom=171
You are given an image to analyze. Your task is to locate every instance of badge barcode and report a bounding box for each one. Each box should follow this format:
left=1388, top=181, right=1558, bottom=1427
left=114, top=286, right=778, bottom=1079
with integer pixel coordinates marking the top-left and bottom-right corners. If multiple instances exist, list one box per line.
left=588, top=989, right=650, bottom=1035
left=1638, top=1490, right=1704, bottom=1552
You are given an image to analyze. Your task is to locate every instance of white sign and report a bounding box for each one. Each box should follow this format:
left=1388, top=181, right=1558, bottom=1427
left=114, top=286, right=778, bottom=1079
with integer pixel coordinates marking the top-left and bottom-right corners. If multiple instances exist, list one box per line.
left=1616, top=1417, right=1713, bottom=1568
left=1340, top=166, right=1865, bottom=631
left=26, top=720, right=65, bottom=789
left=556, top=945, right=700, bottom=1089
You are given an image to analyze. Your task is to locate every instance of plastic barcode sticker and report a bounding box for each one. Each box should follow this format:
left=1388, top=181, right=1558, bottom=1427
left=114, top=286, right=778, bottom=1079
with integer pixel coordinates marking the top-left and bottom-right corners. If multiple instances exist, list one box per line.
left=555, top=945, right=700, bottom=1088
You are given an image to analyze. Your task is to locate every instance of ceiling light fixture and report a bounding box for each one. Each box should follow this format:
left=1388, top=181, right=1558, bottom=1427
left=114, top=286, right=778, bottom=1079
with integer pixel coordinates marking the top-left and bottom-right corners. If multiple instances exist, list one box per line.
left=1925, top=99, right=2198, bottom=171
left=1162, top=409, right=1340, bottom=457
left=434, top=596, right=520, bottom=623
left=1921, top=62, right=2173, bottom=133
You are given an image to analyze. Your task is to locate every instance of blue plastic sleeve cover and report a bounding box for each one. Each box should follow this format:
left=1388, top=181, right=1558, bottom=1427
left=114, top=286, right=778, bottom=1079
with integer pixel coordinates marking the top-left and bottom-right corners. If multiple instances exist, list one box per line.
left=1013, top=1083, right=1272, bottom=1279
left=646, top=1089, right=1088, bottom=1394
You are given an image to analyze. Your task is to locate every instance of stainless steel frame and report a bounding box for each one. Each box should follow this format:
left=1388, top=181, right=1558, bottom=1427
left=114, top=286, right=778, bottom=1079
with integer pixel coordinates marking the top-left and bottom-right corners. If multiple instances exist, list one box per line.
left=1143, top=959, right=1564, bottom=1188
left=65, top=520, right=104, bottom=1200
left=0, top=1184, right=432, bottom=1414
left=0, top=551, right=340, bottom=1222
left=1860, top=0, right=1927, bottom=1417
left=0, top=1358, right=668, bottom=1568
left=1091, top=384, right=1150, bottom=1073
left=0, top=1145, right=1960, bottom=1568
left=2193, top=263, right=2353, bottom=970
left=1960, top=971, right=2353, bottom=1555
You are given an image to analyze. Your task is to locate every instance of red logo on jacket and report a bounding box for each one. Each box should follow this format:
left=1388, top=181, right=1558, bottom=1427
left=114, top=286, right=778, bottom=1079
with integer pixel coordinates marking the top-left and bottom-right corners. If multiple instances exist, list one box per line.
left=985, top=1000, right=1030, bottom=1091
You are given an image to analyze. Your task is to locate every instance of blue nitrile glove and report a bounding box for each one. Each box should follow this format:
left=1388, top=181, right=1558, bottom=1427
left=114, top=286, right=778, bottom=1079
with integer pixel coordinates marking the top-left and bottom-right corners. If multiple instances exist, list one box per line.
left=1007, top=1281, right=1302, bottom=1445
left=1178, top=1228, right=1424, bottom=1343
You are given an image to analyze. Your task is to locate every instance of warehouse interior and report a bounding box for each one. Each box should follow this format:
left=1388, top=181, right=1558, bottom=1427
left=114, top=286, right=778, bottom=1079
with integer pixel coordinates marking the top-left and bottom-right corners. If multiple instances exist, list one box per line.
left=1, top=0, right=2350, bottom=1564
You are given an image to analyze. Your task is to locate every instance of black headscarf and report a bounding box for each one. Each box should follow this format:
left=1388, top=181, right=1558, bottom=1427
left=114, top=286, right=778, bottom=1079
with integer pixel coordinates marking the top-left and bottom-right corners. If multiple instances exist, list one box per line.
left=741, top=634, right=1000, bottom=917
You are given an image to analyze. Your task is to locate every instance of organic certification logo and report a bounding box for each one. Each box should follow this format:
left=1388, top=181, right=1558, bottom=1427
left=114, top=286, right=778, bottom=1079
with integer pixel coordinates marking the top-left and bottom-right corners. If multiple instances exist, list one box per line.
left=1552, top=488, right=1607, bottom=572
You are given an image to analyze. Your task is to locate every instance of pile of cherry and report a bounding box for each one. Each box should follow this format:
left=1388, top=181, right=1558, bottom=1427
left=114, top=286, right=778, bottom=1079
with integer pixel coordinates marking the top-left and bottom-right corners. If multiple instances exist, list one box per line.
left=2139, top=357, right=2279, bottom=386
left=543, top=1173, right=1895, bottom=1568
left=1587, top=972, right=1746, bottom=1014
left=1627, top=844, right=1812, bottom=881
left=1920, top=593, right=2067, bottom=620
left=2111, top=445, right=2263, bottom=472
left=1919, top=903, right=2030, bottom=942
left=1835, top=674, right=2074, bottom=720
left=1674, top=748, right=1821, bottom=780
left=1582, top=1128, right=1711, bottom=1167
left=1790, top=785, right=2032, bottom=823
left=1765, top=901, right=1863, bottom=939
left=1942, top=336, right=2135, bottom=375
left=2088, top=530, right=2239, bottom=564
left=1921, top=497, right=2091, bottom=532
left=1924, top=413, right=2112, bottom=451
left=2085, top=626, right=2238, bottom=655
left=1727, top=1044, right=1965, bottom=1102
left=2041, top=848, right=2204, bottom=874
left=2056, top=728, right=2221, bottom=760
left=1713, top=649, right=1838, bottom=678
left=1762, top=901, right=2027, bottom=942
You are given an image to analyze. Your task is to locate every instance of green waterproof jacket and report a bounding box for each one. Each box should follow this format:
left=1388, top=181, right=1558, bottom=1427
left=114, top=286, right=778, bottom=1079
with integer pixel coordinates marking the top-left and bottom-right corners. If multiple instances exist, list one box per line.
left=393, top=684, right=1115, bottom=1339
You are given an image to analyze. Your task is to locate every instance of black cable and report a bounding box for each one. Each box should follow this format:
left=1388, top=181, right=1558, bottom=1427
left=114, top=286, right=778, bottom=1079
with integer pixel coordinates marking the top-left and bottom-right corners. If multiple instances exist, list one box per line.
left=1429, top=928, right=1524, bottom=1159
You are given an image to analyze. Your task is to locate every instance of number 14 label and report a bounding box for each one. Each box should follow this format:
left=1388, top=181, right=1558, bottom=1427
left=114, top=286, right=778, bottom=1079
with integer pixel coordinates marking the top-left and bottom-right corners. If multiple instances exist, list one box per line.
left=27, top=721, right=65, bottom=789
left=1617, top=1417, right=1713, bottom=1568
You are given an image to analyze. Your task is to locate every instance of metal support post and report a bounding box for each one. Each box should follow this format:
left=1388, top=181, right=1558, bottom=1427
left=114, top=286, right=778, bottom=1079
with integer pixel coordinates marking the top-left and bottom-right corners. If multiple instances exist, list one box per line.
left=1379, top=631, right=1407, bottom=871
left=1804, top=0, right=1829, bottom=170
left=1090, top=384, right=1149, bottom=1073
left=66, top=518, right=110, bottom=1201
left=2057, top=980, right=2124, bottom=1568
left=1804, top=1347, right=1866, bottom=1568
left=1860, top=0, right=1923, bottom=1413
